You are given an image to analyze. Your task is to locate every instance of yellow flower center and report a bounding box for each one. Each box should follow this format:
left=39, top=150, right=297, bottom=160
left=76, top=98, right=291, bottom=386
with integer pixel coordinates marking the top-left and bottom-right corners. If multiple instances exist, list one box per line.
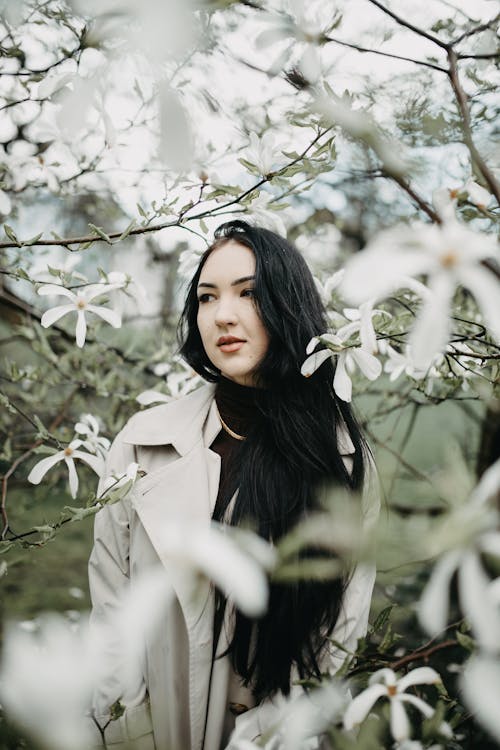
left=440, top=249, right=457, bottom=268
left=387, top=685, right=397, bottom=697
left=64, top=447, right=74, bottom=456
left=76, top=297, right=87, bottom=310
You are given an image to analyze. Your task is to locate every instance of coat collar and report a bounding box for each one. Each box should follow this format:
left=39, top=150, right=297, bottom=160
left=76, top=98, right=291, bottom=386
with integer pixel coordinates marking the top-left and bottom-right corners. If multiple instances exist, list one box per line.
left=121, top=380, right=355, bottom=456
left=121, top=383, right=217, bottom=456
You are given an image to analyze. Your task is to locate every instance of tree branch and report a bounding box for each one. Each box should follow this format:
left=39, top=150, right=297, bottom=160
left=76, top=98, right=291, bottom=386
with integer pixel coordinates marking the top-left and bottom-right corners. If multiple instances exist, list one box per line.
left=447, top=49, right=500, bottom=204
left=364, top=0, right=449, bottom=50
left=324, top=34, right=448, bottom=73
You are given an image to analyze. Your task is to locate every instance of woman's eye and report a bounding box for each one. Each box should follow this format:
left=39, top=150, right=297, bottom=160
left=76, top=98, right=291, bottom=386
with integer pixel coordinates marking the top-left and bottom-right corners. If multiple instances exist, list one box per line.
left=198, top=293, right=215, bottom=304
left=241, top=288, right=255, bottom=298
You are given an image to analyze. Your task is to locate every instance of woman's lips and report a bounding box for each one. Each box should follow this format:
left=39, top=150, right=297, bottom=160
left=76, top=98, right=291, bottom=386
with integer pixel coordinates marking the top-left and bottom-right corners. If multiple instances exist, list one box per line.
left=218, top=341, right=244, bottom=353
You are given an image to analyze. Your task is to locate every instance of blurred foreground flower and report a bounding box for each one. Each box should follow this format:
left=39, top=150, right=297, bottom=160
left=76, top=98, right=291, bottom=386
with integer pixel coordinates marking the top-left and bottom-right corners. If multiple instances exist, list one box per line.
left=38, top=283, right=122, bottom=347
left=28, top=439, right=104, bottom=499
left=0, top=616, right=95, bottom=750
left=343, top=667, right=450, bottom=743
left=340, top=219, right=500, bottom=368
left=418, top=458, right=500, bottom=650
left=461, top=655, right=500, bottom=743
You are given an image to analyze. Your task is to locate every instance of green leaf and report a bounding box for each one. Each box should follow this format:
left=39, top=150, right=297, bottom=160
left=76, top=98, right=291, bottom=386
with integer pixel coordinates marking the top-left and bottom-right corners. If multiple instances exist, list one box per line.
left=88, top=223, right=113, bottom=244
left=4, top=224, right=20, bottom=245
left=33, top=414, right=50, bottom=439
left=118, top=219, right=137, bottom=241
left=371, top=604, right=396, bottom=633
left=63, top=505, right=101, bottom=522
left=23, top=232, right=44, bottom=246
left=456, top=629, right=475, bottom=652
left=33, top=524, right=56, bottom=542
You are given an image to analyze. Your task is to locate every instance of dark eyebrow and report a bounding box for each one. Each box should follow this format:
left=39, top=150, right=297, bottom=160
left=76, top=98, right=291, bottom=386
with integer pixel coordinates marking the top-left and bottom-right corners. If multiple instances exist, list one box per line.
left=197, top=275, right=255, bottom=289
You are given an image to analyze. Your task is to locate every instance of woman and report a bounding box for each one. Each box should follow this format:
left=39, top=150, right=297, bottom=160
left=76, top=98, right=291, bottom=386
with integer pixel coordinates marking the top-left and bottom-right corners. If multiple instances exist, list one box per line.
left=88, top=220, right=378, bottom=750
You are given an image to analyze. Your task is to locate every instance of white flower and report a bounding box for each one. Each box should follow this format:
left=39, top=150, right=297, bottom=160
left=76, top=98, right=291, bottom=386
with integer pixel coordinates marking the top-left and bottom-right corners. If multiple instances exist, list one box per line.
left=382, top=343, right=429, bottom=382
left=137, top=358, right=201, bottom=405
left=461, top=654, right=500, bottom=742
left=313, top=269, right=344, bottom=304
left=244, top=132, right=284, bottom=176
left=28, top=439, right=104, bottom=499
left=464, top=178, right=492, bottom=210
left=246, top=191, right=287, bottom=236
left=74, top=414, right=110, bottom=459
left=419, top=458, right=500, bottom=650
left=38, top=283, right=122, bottom=347
left=0, top=616, right=96, bottom=750
left=343, top=667, right=450, bottom=743
left=340, top=219, right=500, bottom=368
left=302, top=329, right=382, bottom=402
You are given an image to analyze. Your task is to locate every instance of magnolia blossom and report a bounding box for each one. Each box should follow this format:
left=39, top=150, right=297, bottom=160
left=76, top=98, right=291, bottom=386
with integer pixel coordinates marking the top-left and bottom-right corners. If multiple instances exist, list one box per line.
left=0, top=616, right=96, bottom=750
left=246, top=191, right=287, bottom=237
left=28, top=439, right=104, bottom=499
left=137, top=358, right=201, bottom=405
left=313, top=269, right=344, bottom=304
left=340, top=218, right=500, bottom=369
left=343, top=667, right=450, bottom=743
left=244, top=132, right=284, bottom=176
left=301, top=325, right=382, bottom=402
left=419, top=458, right=500, bottom=650
left=38, top=283, right=122, bottom=347
left=381, top=343, right=429, bottom=382
left=75, top=414, right=110, bottom=459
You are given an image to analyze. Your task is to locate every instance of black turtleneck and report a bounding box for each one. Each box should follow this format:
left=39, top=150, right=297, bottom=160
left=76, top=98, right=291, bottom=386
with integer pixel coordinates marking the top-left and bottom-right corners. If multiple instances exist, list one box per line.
left=210, top=377, right=260, bottom=521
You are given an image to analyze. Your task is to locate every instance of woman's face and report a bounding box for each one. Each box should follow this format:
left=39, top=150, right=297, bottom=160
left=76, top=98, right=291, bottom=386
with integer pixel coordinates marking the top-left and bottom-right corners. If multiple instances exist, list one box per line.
left=196, top=240, right=270, bottom=386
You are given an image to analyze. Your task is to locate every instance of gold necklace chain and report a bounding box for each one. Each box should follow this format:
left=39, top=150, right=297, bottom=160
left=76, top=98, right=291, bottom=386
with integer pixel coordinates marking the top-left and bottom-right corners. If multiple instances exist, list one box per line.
left=216, top=406, right=246, bottom=441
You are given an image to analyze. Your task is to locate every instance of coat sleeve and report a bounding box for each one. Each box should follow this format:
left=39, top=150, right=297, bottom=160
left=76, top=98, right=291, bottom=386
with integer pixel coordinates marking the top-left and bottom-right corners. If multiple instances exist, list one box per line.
left=86, top=430, right=155, bottom=749
left=226, top=449, right=381, bottom=750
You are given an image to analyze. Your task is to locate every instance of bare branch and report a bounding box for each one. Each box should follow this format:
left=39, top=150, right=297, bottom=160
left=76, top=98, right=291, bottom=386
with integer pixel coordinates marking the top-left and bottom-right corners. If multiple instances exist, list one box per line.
left=324, top=34, right=448, bottom=73
left=364, top=0, right=450, bottom=50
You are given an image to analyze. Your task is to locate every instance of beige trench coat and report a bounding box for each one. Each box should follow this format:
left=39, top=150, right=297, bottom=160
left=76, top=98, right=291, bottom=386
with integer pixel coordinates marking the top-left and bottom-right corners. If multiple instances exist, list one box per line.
left=87, top=383, right=379, bottom=750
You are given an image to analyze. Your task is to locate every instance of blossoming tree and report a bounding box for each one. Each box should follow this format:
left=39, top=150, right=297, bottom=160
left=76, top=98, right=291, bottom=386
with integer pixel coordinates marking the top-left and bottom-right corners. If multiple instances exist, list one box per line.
left=0, top=0, right=499, bottom=748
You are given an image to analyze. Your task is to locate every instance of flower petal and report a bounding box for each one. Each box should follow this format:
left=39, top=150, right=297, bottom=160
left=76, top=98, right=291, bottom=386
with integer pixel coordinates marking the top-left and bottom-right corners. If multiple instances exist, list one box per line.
left=390, top=697, right=410, bottom=742
left=40, top=304, right=75, bottom=328
left=343, top=684, right=387, bottom=730
left=460, top=265, right=500, bottom=344
left=333, top=352, right=352, bottom=402
left=65, top=457, right=79, bottom=499
left=398, top=693, right=434, bottom=718
left=369, top=668, right=397, bottom=687
left=72, top=450, right=105, bottom=477
left=306, top=336, right=320, bottom=355
left=409, top=273, right=454, bottom=369
left=27, top=452, right=64, bottom=485
left=461, top=654, right=500, bottom=742
left=470, top=457, right=500, bottom=506
left=458, top=550, right=500, bottom=650
left=349, top=348, right=382, bottom=381
left=301, top=348, right=332, bottom=378
left=37, top=284, right=75, bottom=300
left=136, top=390, right=172, bottom=405
left=418, top=549, right=461, bottom=636
left=75, top=310, right=86, bottom=348
left=86, top=304, right=122, bottom=329
left=397, top=667, right=441, bottom=692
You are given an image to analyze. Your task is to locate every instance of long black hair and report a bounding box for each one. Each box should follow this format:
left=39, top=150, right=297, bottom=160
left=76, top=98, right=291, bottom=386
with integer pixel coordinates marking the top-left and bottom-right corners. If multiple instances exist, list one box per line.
left=178, top=220, right=367, bottom=699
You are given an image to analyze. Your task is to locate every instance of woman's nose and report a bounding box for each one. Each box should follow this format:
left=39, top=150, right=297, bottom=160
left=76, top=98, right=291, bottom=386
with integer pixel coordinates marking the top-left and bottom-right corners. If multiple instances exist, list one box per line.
left=214, top=296, right=238, bottom=326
